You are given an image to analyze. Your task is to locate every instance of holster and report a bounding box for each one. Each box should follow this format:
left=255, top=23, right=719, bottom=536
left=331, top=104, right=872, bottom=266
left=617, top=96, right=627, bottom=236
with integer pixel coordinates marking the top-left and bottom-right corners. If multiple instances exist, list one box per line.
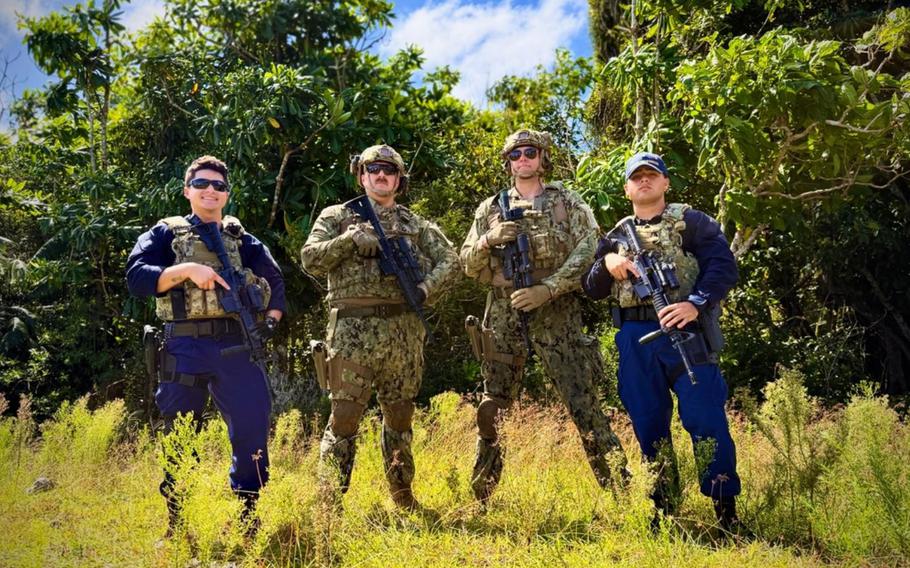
left=698, top=303, right=725, bottom=354
left=310, top=340, right=373, bottom=402
left=464, top=315, right=526, bottom=368
left=310, top=340, right=329, bottom=391
left=465, top=316, right=484, bottom=361
left=143, top=325, right=162, bottom=382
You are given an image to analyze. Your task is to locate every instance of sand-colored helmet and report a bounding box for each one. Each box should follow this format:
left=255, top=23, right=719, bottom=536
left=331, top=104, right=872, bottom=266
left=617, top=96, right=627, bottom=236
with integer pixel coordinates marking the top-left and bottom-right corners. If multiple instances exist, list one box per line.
left=500, top=129, right=553, bottom=175
left=349, top=144, right=409, bottom=194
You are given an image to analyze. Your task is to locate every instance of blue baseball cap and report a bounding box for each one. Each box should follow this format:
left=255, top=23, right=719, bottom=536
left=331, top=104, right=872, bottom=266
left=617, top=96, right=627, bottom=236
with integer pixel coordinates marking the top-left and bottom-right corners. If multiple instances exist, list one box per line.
left=624, top=152, right=669, bottom=179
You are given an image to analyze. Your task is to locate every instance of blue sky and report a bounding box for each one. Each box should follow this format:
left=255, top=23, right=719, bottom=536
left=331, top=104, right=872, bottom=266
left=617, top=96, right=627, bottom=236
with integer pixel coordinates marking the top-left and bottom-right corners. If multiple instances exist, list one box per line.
left=1, top=0, right=592, bottom=119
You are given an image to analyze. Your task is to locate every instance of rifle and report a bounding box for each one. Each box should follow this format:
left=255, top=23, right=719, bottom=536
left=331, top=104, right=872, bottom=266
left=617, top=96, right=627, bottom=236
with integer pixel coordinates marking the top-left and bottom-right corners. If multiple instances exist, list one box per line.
left=495, top=190, right=535, bottom=358
left=192, top=220, right=273, bottom=398
left=344, top=195, right=433, bottom=340
left=616, top=218, right=698, bottom=384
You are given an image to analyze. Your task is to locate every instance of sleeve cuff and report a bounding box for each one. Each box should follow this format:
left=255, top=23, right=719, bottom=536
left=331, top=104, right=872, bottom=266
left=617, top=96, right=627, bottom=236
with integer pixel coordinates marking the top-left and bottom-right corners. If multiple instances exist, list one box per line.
left=687, top=293, right=709, bottom=313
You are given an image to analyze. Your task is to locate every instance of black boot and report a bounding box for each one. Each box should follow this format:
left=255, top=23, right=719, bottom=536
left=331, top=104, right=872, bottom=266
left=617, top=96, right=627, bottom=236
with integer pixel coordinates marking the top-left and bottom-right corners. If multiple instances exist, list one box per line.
left=238, top=491, right=260, bottom=537
left=713, top=496, right=752, bottom=537
left=160, top=472, right=181, bottom=538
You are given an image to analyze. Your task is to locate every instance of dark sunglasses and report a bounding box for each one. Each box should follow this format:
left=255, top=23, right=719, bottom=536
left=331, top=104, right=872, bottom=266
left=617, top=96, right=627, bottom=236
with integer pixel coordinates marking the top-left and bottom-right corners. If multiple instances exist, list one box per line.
left=507, top=147, right=539, bottom=161
left=365, top=163, right=399, bottom=175
left=188, top=178, right=230, bottom=192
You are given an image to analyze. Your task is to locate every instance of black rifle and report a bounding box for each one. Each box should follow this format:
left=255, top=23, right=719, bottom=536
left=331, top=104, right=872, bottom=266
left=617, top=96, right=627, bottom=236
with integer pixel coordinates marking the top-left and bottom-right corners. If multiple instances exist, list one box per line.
left=345, top=195, right=432, bottom=340
left=495, top=190, right=535, bottom=358
left=616, top=218, right=698, bottom=384
left=193, top=220, right=273, bottom=398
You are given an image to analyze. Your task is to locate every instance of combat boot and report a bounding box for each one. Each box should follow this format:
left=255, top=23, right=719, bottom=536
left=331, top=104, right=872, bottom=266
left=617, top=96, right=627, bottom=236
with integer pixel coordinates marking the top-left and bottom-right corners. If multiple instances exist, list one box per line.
left=471, top=437, right=504, bottom=503
left=238, top=491, right=260, bottom=538
left=160, top=473, right=182, bottom=539
left=319, top=428, right=358, bottom=493
left=713, top=496, right=752, bottom=538
left=389, top=480, right=420, bottom=511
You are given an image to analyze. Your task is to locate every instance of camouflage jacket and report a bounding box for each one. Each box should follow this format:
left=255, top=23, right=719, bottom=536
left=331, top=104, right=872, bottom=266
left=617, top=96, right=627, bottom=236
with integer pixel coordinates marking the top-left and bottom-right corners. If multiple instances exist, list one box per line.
left=460, top=183, right=599, bottom=298
left=301, top=199, right=460, bottom=304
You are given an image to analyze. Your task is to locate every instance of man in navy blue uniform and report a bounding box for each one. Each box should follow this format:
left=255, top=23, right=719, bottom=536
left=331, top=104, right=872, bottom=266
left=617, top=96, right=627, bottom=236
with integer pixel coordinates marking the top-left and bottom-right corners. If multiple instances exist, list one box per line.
left=126, top=155, right=285, bottom=536
left=581, top=152, right=745, bottom=532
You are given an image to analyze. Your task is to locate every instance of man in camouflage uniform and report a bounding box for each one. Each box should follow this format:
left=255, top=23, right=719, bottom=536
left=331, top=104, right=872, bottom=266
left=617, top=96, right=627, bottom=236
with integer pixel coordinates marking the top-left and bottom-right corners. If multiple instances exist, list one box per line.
left=461, top=129, right=626, bottom=502
left=301, top=144, right=459, bottom=509
left=581, top=152, right=744, bottom=532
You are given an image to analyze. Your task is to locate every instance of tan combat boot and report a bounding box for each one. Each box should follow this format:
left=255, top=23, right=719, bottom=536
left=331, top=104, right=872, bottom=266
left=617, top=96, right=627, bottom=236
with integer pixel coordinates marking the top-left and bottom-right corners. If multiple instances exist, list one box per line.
left=389, top=481, right=420, bottom=511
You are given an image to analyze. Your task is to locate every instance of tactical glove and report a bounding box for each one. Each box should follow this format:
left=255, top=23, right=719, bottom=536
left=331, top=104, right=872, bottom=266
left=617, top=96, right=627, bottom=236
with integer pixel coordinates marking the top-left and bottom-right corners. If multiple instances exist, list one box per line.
left=350, top=224, right=380, bottom=257
left=252, top=315, right=279, bottom=343
left=510, top=284, right=552, bottom=312
left=483, top=221, right=519, bottom=247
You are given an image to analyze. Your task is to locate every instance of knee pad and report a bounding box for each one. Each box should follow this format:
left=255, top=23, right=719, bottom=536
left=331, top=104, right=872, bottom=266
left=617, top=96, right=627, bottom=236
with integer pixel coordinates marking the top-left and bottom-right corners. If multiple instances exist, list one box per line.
left=476, top=396, right=509, bottom=440
left=381, top=400, right=415, bottom=433
left=329, top=400, right=365, bottom=438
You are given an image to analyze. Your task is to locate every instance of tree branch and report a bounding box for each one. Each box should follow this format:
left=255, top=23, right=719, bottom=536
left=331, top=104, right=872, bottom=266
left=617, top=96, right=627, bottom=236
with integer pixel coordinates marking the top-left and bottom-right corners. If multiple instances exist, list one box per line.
left=730, top=223, right=767, bottom=259
left=268, top=116, right=335, bottom=228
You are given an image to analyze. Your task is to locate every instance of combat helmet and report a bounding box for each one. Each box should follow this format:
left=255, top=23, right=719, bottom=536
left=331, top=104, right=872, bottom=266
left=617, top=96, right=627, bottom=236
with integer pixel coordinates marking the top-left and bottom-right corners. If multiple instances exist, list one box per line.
left=501, top=128, right=553, bottom=175
left=349, top=144, right=409, bottom=194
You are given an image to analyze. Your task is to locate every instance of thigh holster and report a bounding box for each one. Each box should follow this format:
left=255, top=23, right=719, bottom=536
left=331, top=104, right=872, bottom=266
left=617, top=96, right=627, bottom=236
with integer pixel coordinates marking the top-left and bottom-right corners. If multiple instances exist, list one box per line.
left=311, top=340, right=374, bottom=403
left=158, top=349, right=213, bottom=389
left=465, top=315, right=526, bottom=368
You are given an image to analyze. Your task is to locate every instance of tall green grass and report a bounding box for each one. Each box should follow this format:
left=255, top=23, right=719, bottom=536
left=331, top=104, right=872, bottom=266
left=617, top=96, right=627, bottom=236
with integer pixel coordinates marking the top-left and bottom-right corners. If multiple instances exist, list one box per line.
left=0, top=380, right=907, bottom=567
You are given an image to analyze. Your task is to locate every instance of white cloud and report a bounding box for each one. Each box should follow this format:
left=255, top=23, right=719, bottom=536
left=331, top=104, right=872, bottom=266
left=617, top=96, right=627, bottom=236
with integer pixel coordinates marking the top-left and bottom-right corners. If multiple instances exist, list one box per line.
left=121, top=0, right=166, bottom=33
left=380, top=0, right=587, bottom=105
left=0, top=0, right=164, bottom=43
left=0, top=0, right=52, bottom=40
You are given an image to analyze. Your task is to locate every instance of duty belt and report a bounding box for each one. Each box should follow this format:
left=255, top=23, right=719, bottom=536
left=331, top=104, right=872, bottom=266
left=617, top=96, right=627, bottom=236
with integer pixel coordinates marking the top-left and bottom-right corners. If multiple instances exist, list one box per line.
left=333, top=304, right=411, bottom=318
left=613, top=306, right=660, bottom=323
left=165, top=318, right=241, bottom=338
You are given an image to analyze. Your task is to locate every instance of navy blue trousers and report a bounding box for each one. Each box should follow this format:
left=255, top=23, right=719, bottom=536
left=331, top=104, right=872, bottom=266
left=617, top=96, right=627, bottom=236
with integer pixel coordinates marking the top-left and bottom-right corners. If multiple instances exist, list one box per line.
left=615, top=320, right=740, bottom=499
left=156, top=335, right=271, bottom=493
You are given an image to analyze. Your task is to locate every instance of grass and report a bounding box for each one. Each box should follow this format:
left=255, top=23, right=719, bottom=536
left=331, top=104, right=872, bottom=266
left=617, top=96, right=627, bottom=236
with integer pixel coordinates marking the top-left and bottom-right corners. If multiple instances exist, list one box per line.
left=0, top=375, right=907, bottom=567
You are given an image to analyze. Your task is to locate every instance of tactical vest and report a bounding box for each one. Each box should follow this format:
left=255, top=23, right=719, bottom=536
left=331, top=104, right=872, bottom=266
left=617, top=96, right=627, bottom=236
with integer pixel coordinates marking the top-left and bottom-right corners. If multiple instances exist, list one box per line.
left=612, top=203, right=700, bottom=308
left=155, top=215, right=271, bottom=321
left=481, top=184, right=573, bottom=288
left=330, top=205, right=432, bottom=301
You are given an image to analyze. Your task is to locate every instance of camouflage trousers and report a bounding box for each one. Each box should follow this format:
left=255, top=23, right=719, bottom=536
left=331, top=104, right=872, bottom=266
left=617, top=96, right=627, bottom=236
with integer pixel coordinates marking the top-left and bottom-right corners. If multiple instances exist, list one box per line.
left=319, top=310, right=425, bottom=497
left=472, top=292, right=625, bottom=500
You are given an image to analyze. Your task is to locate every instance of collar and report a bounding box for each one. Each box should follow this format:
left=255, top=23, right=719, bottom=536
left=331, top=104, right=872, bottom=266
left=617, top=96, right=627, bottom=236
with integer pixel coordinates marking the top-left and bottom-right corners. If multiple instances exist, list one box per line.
left=634, top=213, right=663, bottom=225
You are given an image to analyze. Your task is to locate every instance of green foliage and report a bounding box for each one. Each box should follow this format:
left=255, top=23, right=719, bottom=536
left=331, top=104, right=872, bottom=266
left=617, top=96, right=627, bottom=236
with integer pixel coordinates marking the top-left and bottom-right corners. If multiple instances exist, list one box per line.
left=740, top=369, right=830, bottom=542
left=2, top=0, right=909, bottom=429
left=814, top=386, right=910, bottom=558
left=3, top=391, right=910, bottom=564
left=39, top=396, right=126, bottom=469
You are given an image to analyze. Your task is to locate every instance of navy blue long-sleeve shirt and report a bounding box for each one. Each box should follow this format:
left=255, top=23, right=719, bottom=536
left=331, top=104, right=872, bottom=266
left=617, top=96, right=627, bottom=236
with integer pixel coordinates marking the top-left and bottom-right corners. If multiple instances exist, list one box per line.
left=581, top=209, right=737, bottom=307
left=125, top=215, right=287, bottom=313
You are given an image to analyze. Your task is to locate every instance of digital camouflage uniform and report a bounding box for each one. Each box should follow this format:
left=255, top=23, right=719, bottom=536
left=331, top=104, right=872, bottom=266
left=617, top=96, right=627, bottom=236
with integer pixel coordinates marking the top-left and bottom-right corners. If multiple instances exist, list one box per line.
left=461, top=130, right=625, bottom=501
left=301, top=145, right=460, bottom=505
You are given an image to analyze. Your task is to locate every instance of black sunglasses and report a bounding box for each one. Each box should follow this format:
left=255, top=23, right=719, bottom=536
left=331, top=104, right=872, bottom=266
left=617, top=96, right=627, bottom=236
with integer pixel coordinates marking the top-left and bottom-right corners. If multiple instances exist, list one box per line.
left=507, top=147, right=539, bottom=161
left=188, top=178, right=230, bottom=192
left=365, top=163, right=399, bottom=175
